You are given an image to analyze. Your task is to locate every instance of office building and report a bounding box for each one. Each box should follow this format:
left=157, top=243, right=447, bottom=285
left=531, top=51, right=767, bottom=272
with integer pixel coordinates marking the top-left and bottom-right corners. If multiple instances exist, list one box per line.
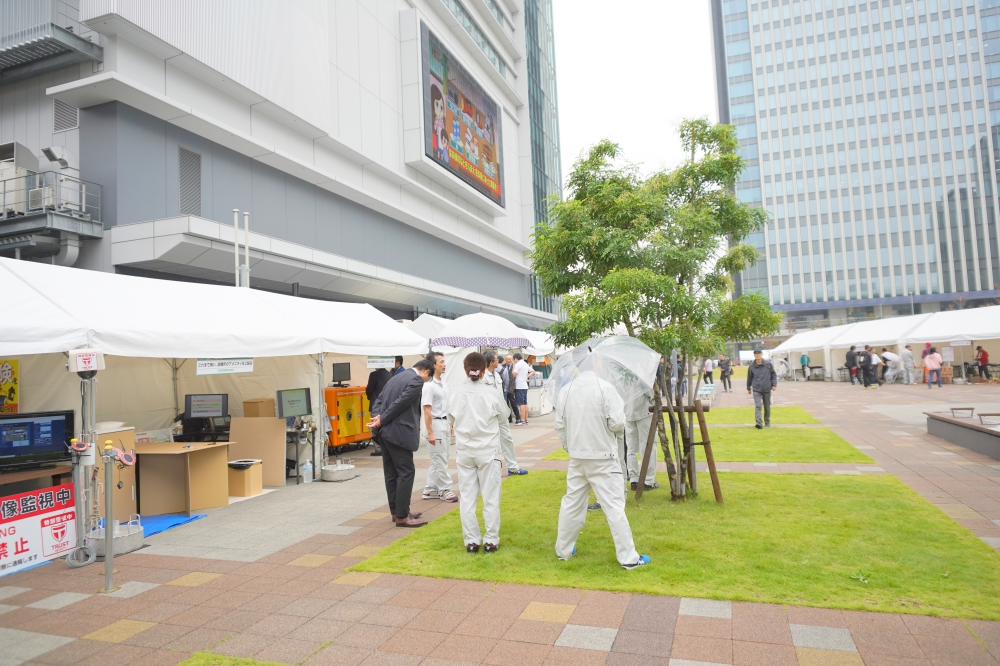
left=0, top=0, right=560, bottom=328
left=712, top=0, right=1000, bottom=328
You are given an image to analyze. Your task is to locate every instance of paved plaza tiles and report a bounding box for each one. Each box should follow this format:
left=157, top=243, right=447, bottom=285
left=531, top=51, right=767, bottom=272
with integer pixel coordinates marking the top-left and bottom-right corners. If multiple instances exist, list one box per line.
left=2, top=380, right=1000, bottom=665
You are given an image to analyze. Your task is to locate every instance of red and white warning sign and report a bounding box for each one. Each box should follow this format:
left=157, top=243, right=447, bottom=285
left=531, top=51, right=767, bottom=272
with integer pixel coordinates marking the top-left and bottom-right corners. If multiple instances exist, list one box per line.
left=0, top=483, right=76, bottom=576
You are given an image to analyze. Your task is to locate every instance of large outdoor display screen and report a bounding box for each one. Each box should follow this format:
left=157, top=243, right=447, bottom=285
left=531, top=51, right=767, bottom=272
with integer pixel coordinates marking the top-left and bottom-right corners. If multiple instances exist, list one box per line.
left=421, top=23, right=504, bottom=207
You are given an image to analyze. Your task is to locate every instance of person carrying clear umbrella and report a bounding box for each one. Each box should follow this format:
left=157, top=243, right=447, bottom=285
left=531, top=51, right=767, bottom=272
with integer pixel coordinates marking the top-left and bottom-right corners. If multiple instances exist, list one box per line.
left=550, top=337, right=655, bottom=570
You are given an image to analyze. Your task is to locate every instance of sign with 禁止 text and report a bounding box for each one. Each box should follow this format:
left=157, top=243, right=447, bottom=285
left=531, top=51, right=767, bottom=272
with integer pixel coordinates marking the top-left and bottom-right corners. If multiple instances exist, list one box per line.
left=0, top=483, right=76, bottom=577
left=196, top=358, right=254, bottom=376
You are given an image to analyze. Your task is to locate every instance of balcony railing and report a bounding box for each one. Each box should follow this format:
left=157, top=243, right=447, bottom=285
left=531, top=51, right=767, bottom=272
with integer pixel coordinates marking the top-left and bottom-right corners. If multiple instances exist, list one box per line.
left=0, top=170, right=101, bottom=224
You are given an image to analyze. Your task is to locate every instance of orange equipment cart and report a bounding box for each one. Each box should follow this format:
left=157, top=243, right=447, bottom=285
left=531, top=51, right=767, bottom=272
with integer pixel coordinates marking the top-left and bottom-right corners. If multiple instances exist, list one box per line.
left=324, top=386, right=371, bottom=450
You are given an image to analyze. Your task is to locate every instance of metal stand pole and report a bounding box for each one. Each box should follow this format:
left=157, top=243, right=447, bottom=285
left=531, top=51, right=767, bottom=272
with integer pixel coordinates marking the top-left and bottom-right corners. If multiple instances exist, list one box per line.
left=101, top=442, right=117, bottom=592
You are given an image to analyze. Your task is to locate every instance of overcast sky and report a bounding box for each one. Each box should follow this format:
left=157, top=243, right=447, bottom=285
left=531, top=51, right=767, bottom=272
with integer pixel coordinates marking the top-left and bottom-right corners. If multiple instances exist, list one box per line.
left=551, top=0, right=720, bottom=190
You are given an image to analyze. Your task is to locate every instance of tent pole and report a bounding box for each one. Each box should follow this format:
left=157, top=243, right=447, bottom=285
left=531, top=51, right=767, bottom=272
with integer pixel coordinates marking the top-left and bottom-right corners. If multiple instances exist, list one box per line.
left=317, top=353, right=327, bottom=470
left=242, top=212, right=250, bottom=288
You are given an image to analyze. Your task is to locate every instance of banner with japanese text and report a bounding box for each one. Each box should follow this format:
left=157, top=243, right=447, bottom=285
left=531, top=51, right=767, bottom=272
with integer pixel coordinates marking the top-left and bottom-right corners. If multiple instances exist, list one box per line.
left=0, top=483, right=75, bottom=576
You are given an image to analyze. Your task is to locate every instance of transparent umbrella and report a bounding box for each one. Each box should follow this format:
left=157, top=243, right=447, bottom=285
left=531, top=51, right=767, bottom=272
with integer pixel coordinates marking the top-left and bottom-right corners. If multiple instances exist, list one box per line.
left=548, top=336, right=661, bottom=411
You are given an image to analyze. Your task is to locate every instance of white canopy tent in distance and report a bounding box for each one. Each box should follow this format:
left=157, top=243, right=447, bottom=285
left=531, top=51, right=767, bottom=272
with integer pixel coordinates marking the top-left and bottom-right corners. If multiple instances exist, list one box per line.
left=771, top=305, right=1000, bottom=380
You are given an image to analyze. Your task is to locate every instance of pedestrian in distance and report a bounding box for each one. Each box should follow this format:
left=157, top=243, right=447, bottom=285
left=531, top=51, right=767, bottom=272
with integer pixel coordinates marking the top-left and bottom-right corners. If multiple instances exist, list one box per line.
left=976, top=346, right=991, bottom=380
left=869, top=348, right=885, bottom=386
left=392, top=355, right=405, bottom=375
left=502, top=354, right=520, bottom=424
left=799, top=352, right=811, bottom=380
left=483, top=352, right=526, bottom=476
left=882, top=348, right=902, bottom=384
left=511, top=353, right=535, bottom=425
left=554, top=369, right=650, bottom=570
left=901, top=344, right=916, bottom=385
left=746, top=349, right=777, bottom=429
left=625, top=388, right=657, bottom=492
left=703, top=358, right=714, bottom=385
left=718, top=354, right=733, bottom=392
left=421, top=352, right=458, bottom=503
left=448, top=352, right=508, bottom=553
left=925, top=346, right=944, bottom=388
left=846, top=345, right=860, bottom=385
left=368, top=358, right=437, bottom=527
left=858, top=345, right=875, bottom=388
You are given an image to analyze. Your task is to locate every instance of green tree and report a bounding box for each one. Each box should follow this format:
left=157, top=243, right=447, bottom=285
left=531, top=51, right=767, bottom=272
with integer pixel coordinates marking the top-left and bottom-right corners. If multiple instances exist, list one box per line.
left=532, top=118, right=780, bottom=361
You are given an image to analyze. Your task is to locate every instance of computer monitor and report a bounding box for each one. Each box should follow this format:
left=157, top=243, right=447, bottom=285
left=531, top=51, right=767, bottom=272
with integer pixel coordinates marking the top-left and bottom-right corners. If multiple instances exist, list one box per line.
left=276, top=388, right=312, bottom=419
left=331, top=363, right=351, bottom=383
left=184, top=394, right=229, bottom=419
left=0, top=410, right=74, bottom=470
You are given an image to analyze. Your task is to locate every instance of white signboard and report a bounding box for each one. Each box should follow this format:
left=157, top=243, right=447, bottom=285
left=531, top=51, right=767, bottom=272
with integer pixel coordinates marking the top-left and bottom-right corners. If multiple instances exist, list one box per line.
left=196, top=358, right=254, bottom=375
left=0, top=484, right=76, bottom=577
left=367, top=356, right=395, bottom=369
left=941, top=347, right=955, bottom=362
left=951, top=340, right=973, bottom=347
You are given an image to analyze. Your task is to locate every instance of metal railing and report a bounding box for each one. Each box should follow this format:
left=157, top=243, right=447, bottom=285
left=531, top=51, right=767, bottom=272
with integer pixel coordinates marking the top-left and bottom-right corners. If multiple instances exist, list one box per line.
left=0, top=0, right=90, bottom=53
left=0, top=170, right=101, bottom=223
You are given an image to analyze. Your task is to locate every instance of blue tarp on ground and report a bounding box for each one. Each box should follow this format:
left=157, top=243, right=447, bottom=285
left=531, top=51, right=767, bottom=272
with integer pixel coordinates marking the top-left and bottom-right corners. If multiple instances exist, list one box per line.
left=141, top=513, right=206, bottom=536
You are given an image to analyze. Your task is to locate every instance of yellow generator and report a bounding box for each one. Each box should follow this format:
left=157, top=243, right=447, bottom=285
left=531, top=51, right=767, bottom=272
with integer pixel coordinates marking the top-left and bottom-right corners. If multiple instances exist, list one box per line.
left=325, top=386, right=371, bottom=451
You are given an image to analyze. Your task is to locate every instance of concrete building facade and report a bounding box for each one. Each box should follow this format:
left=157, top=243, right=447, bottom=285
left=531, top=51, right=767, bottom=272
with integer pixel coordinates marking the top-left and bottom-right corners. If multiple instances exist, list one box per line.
left=712, top=0, right=1000, bottom=329
left=0, top=0, right=560, bottom=328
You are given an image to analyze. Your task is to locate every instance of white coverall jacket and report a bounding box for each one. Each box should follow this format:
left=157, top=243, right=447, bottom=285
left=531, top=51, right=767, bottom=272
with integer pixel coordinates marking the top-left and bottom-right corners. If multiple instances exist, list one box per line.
left=448, top=376, right=509, bottom=546
left=554, top=371, right=641, bottom=566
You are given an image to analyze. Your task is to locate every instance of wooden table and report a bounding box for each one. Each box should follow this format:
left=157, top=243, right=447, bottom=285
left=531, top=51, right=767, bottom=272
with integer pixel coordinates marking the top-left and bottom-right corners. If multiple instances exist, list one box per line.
left=0, top=464, right=72, bottom=489
left=135, top=441, right=231, bottom=516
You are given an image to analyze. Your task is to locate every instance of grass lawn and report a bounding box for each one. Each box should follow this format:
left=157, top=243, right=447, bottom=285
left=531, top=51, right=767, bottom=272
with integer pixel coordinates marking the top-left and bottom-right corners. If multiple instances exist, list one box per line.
left=704, top=405, right=819, bottom=424
left=545, top=422, right=869, bottom=463
left=707, top=426, right=873, bottom=463
left=353, top=471, right=1000, bottom=619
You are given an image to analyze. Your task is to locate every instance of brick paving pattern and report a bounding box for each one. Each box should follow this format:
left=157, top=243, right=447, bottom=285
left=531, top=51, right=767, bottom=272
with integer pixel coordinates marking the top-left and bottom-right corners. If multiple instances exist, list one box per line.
left=1, top=379, right=999, bottom=665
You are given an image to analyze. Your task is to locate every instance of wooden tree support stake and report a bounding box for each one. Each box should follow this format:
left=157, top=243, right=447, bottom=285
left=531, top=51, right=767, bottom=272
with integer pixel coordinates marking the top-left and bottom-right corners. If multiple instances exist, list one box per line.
left=694, top=399, right=723, bottom=503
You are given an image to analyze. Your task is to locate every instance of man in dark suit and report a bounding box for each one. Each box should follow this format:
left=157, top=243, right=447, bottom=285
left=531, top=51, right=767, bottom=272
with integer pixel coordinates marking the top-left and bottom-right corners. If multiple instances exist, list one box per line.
left=368, top=358, right=436, bottom=527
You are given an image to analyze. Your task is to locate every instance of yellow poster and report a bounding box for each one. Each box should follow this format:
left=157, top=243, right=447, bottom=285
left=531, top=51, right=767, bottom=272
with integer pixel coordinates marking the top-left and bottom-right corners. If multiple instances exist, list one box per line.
left=0, top=359, right=18, bottom=414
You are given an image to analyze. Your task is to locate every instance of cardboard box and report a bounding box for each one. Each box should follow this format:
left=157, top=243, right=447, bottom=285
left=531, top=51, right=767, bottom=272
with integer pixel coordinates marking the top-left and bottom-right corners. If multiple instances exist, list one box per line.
left=244, top=398, right=275, bottom=418
left=228, top=460, right=263, bottom=497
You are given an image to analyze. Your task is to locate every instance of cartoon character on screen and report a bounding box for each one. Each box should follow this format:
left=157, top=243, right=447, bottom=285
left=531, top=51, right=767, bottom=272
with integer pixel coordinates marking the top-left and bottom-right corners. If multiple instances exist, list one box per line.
left=483, top=114, right=494, bottom=145
left=464, top=127, right=478, bottom=166
left=431, top=85, right=446, bottom=140
left=438, top=129, right=450, bottom=164
left=451, top=119, right=464, bottom=155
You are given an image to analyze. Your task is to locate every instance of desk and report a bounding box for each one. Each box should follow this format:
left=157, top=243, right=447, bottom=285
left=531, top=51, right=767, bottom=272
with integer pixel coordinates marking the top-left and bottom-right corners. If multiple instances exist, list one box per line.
left=135, top=441, right=230, bottom=516
left=0, top=465, right=72, bottom=489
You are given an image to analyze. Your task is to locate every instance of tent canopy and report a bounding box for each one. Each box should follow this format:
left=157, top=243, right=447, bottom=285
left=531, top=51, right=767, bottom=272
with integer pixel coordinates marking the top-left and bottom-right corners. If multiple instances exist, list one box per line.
left=773, top=306, right=1000, bottom=355
left=410, top=312, right=555, bottom=356
left=0, top=257, right=427, bottom=358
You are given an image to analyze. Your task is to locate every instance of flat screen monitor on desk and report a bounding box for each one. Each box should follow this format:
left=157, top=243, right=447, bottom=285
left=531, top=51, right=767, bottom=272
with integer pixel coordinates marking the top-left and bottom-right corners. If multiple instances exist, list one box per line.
left=331, top=363, right=351, bottom=383
left=0, top=410, right=73, bottom=471
left=184, top=394, right=228, bottom=419
left=277, top=388, right=312, bottom=419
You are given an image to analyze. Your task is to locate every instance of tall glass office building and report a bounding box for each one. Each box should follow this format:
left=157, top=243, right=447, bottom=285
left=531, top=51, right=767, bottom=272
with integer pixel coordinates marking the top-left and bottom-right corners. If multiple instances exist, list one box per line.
left=525, top=0, right=562, bottom=314
left=712, top=0, right=1000, bottom=327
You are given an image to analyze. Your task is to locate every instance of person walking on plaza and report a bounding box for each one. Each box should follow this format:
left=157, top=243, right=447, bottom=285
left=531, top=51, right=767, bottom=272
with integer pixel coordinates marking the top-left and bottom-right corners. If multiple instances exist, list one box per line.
left=703, top=357, right=714, bottom=385
left=511, top=353, right=535, bottom=425
left=625, top=388, right=657, bottom=492
left=368, top=358, right=436, bottom=527
left=976, top=346, right=991, bottom=380
left=746, top=349, right=777, bottom=429
left=869, top=348, right=885, bottom=386
left=554, top=370, right=649, bottom=570
left=882, top=348, right=901, bottom=384
left=799, top=352, right=811, bottom=380
left=902, top=344, right=916, bottom=385
left=502, top=354, right=520, bottom=424
left=421, top=352, right=458, bottom=503
left=858, top=346, right=874, bottom=388
left=448, top=352, right=507, bottom=553
left=484, top=352, right=526, bottom=476
left=846, top=345, right=860, bottom=385
left=925, top=346, right=943, bottom=388
left=718, top=354, right=733, bottom=392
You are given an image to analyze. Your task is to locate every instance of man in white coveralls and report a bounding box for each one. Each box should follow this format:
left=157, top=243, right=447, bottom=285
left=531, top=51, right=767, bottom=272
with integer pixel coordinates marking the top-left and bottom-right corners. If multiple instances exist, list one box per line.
left=554, top=370, right=650, bottom=570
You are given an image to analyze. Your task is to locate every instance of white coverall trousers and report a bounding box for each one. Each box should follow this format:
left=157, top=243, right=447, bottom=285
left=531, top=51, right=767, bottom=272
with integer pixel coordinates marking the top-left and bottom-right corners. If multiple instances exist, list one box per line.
left=625, top=415, right=656, bottom=486
left=457, top=451, right=502, bottom=546
left=422, top=420, right=453, bottom=496
left=903, top=363, right=916, bottom=385
left=556, top=457, right=640, bottom=566
left=499, top=419, right=520, bottom=473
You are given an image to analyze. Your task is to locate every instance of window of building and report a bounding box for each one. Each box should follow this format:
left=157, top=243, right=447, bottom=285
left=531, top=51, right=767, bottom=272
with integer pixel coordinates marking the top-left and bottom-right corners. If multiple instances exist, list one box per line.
left=442, top=0, right=507, bottom=76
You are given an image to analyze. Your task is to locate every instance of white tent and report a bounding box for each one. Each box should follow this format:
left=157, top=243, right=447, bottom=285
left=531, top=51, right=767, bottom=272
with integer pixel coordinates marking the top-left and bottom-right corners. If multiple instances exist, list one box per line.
left=406, top=313, right=450, bottom=349
left=772, top=323, right=857, bottom=354
left=0, top=258, right=427, bottom=358
left=522, top=329, right=555, bottom=357
left=905, top=304, right=1000, bottom=343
